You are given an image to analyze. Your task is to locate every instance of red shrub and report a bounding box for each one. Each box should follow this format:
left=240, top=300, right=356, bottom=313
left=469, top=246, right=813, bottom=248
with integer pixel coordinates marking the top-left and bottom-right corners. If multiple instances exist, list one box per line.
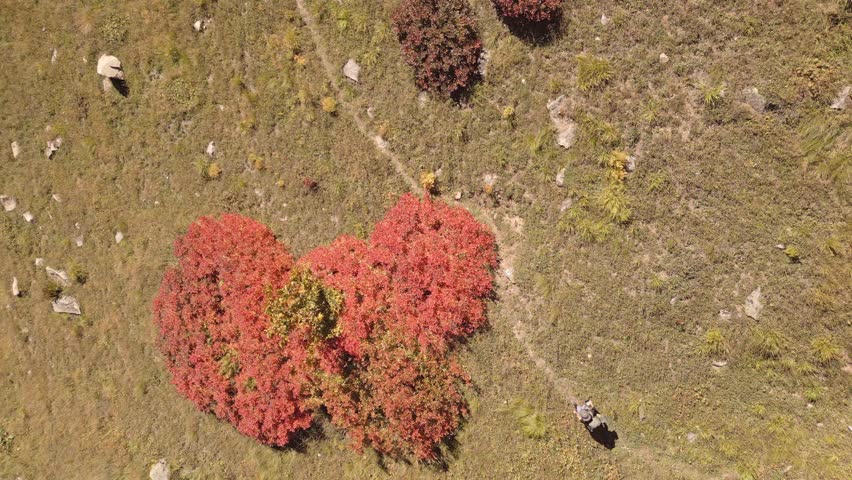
left=319, top=335, right=470, bottom=461
left=492, top=0, right=563, bottom=23
left=371, top=194, right=498, bottom=352
left=153, top=214, right=314, bottom=447
left=393, top=0, right=483, bottom=98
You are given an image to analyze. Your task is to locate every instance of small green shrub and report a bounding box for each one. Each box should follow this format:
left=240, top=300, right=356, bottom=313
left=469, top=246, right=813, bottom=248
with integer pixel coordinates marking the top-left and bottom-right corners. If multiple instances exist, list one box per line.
left=804, top=387, right=821, bottom=402
left=783, top=245, right=801, bottom=263
left=576, top=54, right=612, bottom=92
left=810, top=335, right=842, bottom=366
left=0, top=427, right=14, bottom=452
left=750, top=327, right=786, bottom=359
left=67, top=261, right=89, bottom=284
left=701, top=83, right=726, bottom=108
left=702, top=328, right=727, bottom=358
left=42, top=281, right=63, bottom=300
left=510, top=399, right=547, bottom=439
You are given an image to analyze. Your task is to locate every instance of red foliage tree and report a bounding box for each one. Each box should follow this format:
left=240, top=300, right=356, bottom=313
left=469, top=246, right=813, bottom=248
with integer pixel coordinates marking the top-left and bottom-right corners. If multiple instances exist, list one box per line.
left=393, top=0, right=483, bottom=98
left=371, top=194, right=498, bottom=352
left=492, top=0, right=563, bottom=23
left=153, top=214, right=315, bottom=447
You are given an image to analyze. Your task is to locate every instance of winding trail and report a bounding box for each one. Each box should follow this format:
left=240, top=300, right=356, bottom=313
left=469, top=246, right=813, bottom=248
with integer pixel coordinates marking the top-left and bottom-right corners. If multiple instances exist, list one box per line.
left=294, top=1, right=718, bottom=477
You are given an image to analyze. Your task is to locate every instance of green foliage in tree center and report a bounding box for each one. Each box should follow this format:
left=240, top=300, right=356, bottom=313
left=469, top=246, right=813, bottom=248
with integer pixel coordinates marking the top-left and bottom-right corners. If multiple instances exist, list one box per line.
left=266, top=267, right=344, bottom=342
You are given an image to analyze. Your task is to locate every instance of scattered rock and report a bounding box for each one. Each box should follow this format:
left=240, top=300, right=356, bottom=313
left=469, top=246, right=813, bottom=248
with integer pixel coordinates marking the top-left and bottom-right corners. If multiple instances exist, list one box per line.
left=366, top=106, right=375, bottom=119
left=686, top=432, right=698, bottom=443
left=547, top=96, right=578, bottom=149
left=782, top=465, right=793, bottom=474
left=504, top=267, right=515, bottom=283
left=742, top=87, right=766, bottom=113
left=52, top=295, right=81, bottom=315
left=719, top=309, right=732, bottom=321
left=417, top=91, right=429, bottom=106
left=34, top=258, right=44, bottom=267
left=454, top=191, right=462, bottom=200
left=830, top=85, right=850, bottom=111
left=52, top=194, right=62, bottom=202
left=22, top=212, right=34, bottom=223
left=659, top=52, right=669, bottom=64
left=775, top=243, right=785, bottom=250
left=343, top=59, right=361, bottom=82
left=12, top=277, right=20, bottom=297
left=75, top=235, right=84, bottom=247
left=712, top=360, right=728, bottom=368
left=1, top=195, right=16, bottom=212
left=483, top=173, right=498, bottom=188
left=150, top=459, right=170, bottom=480
left=478, top=49, right=490, bottom=77
left=96, top=54, right=124, bottom=80
left=206, top=141, right=216, bottom=157
left=816, top=422, right=824, bottom=428
left=10, top=141, right=20, bottom=158
left=373, top=136, right=389, bottom=150
left=46, top=267, right=71, bottom=286
left=626, top=155, right=637, bottom=173
left=44, top=137, right=62, bottom=159
left=555, top=167, right=566, bottom=187
left=51, top=48, right=58, bottom=64
left=193, top=19, right=209, bottom=32
left=600, top=14, right=610, bottom=26
left=559, top=198, right=574, bottom=212
left=115, top=231, right=124, bottom=244
left=745, top=287, right=763, bottom=320
left=638, top=404, right=646, bottom=420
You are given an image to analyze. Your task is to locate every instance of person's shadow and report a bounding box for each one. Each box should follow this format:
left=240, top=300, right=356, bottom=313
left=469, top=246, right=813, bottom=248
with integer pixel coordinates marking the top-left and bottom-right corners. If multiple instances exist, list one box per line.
left=589, top=423, right=619, bottom=449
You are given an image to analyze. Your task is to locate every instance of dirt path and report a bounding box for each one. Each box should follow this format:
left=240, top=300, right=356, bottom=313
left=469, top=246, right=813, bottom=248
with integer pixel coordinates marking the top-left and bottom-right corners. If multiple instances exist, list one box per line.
left=294, top=2, right=719, bottom=477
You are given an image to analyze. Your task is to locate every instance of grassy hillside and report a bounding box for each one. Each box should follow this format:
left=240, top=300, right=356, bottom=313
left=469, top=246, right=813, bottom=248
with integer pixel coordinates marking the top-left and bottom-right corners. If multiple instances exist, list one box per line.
left=1, top=0, right=849, bottom=478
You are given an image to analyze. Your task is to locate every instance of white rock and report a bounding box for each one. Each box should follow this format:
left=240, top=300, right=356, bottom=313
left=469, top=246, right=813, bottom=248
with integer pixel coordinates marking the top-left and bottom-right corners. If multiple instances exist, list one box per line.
left=686, top=432, right=698, bottom=443
left=22, top=212, right=34, bottom=223
left=51, top=48, right=58, bottom=64
left=366, top=106, right=375, bottom=119
left=454, top=191, right=462, bottom=200
left=193, top=19, right=205, bottom=32
left=600, top=14, right=610, bottom=26
left=206, top=141, right=216, bottom=157
left=830, top=85, right=850, bottom=111
left=659, top=53, right=669, bottom=64
left=52, top=295, right=81, bottom=315
left=547, top=96, right=578, bottom=149
left=75, top=235, right=84, bottom=247
left=96, top=54, right=124, bottom=79
left=504, top=267, right=515, bottom=283
left=11, top=277, right=20, bottom=297
left=712, top=360, right=728, bottom=368
left=373, top=136, right=389, bottom=150
left=46, top=267, right=71, bottom=286
left=10, top=141, right=20, bottom=158
left=742, top=87, right=766, bottom=113
left=483, top=173, right=498, bottom=188
left=45, top=137, right=62, bottom=159
left=1, top=195, right=16, bottom=212
left=478, top=49, right=490, bottom=77
left=559, top=198, right=574, bottom=212
left=52, top=194, right=62, bottom=203
left=34, top=258, right=44, bottom=267
left=626, top=155, right=637, bottom=172
left=150, top=459, right=170, bottom=480
left=115, top=231, right=124, bottom=244
left=719, top=309, right=732, bottom=321
left=343, top=59, right=361, bottom=82
left=745, top=287, right=763, bottom=320
left=556, top=167, right=566, bottom=187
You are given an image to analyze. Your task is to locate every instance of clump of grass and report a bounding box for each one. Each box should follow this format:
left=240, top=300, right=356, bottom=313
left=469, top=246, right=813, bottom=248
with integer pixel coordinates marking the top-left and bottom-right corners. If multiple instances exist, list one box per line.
left=67, top=261, right=89, bottom=285
left=420, top=171, right=437, bottom=194
left=502, top=106, right=515, bottom=127
left=510, top=399, right=547, bottom=439
left=576, top=54, right=612, bottom=92
left=98, top=13, right=129, bottom=48
left=194, top=157, right=222, bottom=180
left=207, top=163, right=222, bottom=179
left=810, top=335, right=842, bottom=366
left=702, top=328, right=728, bottom=358
left=167, top=78, right=201, bottom=112
left=750, top=327, right=786, bottom=359
left=597, top=183, right=631, bottom=223
left=783, top=245, right=801, bottom=263
left=580, top=114, right=620, bottom=150
left=249, top=153, right=265, bottom=171
left=42, top=281, right=63, bottom=300
left=804, top=386, right=821, bottom=403
left=321, top=96, right=338, bottom=114
left=0, top=427, right=14, bottom=452
left=701, top=82, right=726, bottom=108
left=526, top=129, right=550, bottom=155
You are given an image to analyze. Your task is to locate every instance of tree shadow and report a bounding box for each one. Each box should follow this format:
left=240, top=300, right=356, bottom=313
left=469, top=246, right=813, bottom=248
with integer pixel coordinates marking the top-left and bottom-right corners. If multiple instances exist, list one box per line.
left=500, top=13, right=565, bottom=46
left=110, top=77, right=130, bottom=97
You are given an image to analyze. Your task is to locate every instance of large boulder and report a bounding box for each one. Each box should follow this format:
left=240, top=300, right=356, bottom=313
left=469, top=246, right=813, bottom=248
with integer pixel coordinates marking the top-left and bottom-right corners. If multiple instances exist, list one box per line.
left=547, top=96, right=578, bottom=149
left=343, top=59, right=361, bottom=82
left=0, top=195, right=16, bottom=212
left=97, top=55, right=124, bottom=80
left=52, top=295, right=81, bottom=315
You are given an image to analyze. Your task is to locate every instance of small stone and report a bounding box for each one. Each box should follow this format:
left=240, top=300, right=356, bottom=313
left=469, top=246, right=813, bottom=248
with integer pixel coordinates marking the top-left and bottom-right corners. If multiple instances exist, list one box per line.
left=193, top=19, right=207, bottom=32
left=782, top=465, right=793, bottom=474
left=52, top=194, right=62, bottom=203
left=504, top=267, right=515, bottom=283
left=686, top=432, right=698, bottom=443
left=1, top=195, right=16, bottom=212
left=115, top=231, right=124, bottom=244
left=206, top=141, right=216, bottom=157
left=75, top=235, right=84, bottom=247
left=547, top=96, right=578, bottom=149
left=742, top=87, right=766, bottom=113
left=46, top=267, right=71, bottom=286
left=12, top=277, right=20, bottom=297
left=600, top=14, right=610, bottom=26
left=775, top=244, right=785, bottom=250
left=343, top=59, right=361, bottom=82
left=454, top=191, right=462, bottom=200
left=51, top=48, right=58, bottom=63
left=96, top=54, right=124, bottom=79
left=150, top=459, right=170, bottom=480
left=34, top=258, right=44, bottom=267
left=719, top=309, right=732, bottom=321
left=483, top=173, right=498, bottom=188
left=22, top=212, right=34, bottom=223
left=10, top=141, right=20, bottom=158
left=102, top=77, right=113, bottom=92
left=829, top=85, right=850, bottom=111
left=638, top=404, right=646, bottom=420
left=659, top=52, right=669, bottom=64
left=712, top=360, right=728, bottom=368
left=45, top=137, right=62, bottom=159
left=52, top=295, right=81, bottom=315
left=478, top=49, right=490, bottom=77
left=556, top=167, right=566, bottom=187
left=366, top=106, right=375, bottom=119
left=745, top=287, right=763, bottom=320
left=373, top=136, right=389, bottom=150
left=559, top=198, right=574, bottom=212
left=626, top=155, right=636, bottom=173
left=417, top=91, right=429, bottom=106
left=816, top=422, right=824, bottom=428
